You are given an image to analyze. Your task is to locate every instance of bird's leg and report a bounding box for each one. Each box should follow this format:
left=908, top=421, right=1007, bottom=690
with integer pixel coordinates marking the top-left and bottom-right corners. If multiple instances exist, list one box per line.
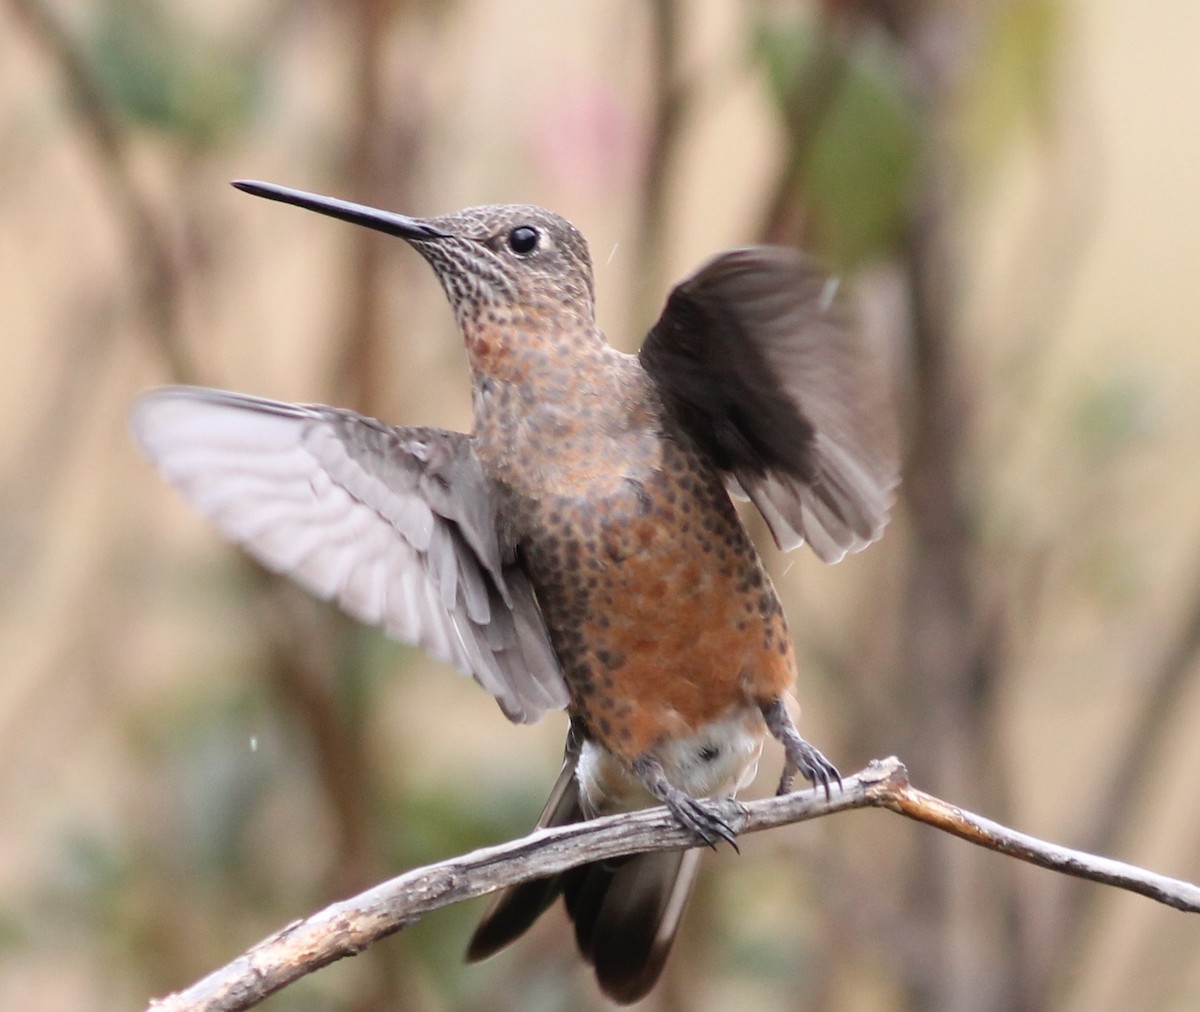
left=632, top=754, right=740, bottom=850
left=760, top=698, right=841, bottom=800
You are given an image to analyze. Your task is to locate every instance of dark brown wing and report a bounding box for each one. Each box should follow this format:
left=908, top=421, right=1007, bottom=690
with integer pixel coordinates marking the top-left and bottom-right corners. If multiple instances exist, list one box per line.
left=131, top=386, right=566, bottom=723
left=640, top=247, right=898, bottom=562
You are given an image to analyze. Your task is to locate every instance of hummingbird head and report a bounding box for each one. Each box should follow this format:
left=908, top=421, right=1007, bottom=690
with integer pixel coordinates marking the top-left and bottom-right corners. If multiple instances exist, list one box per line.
left=232, top=181, right=596, bottom=334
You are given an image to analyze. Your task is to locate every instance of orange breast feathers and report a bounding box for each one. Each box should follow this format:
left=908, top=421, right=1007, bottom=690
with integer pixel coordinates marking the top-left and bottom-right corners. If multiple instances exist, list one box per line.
left=568, top=496, right=797, bottom=760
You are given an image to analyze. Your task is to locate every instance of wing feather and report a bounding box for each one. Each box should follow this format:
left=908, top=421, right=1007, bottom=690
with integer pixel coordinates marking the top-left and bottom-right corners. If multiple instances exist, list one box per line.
left=131, top=386, right=567, bottom=722
left=641, top=247, right=898, bottom=563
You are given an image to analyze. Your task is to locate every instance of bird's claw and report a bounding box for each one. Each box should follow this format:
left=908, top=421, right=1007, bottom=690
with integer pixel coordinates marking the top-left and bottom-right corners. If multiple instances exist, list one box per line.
left=633, top=754, right=742, bottom=850
left=776, top=741, right=842, bottom=800
left=761, top=697, right=842, bottom=801
left=666, top=795, right=741, bottom=851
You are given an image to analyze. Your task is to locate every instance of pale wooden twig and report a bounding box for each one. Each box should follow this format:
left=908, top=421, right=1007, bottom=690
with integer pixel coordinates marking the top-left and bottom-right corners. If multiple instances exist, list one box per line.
left=147, top=756, right=1200, bottom=1012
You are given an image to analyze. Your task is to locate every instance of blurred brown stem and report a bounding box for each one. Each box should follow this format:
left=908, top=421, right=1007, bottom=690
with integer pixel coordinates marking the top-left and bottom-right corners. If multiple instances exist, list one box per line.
left=6, top=0, right=197, bottom=382
left=755, top=16, right=849, bottom=246
left=256, top=579, right=410, bottom=1012
left=333, top=0, right=391, bottom=415
left=1044, top=565, right=1200, bottom=999
left=630, top=0, right=689, bottom=325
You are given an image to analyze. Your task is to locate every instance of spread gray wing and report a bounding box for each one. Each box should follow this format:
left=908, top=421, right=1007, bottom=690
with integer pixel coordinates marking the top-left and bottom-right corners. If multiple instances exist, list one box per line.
left=130, top=386, right=567, bottom=723
left=639, top=247, right=898, bottom=563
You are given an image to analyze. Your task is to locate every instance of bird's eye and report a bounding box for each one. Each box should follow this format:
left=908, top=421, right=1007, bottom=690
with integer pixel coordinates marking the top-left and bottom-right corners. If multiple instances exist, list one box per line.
left=507, top=226, right=540, bottom=255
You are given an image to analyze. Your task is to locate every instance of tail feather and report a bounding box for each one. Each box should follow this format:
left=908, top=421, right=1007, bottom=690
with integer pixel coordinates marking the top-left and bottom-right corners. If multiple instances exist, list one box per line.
left=466, top=748, right=701, bottom=1004
left=565, top=849, right=701, bottom=1004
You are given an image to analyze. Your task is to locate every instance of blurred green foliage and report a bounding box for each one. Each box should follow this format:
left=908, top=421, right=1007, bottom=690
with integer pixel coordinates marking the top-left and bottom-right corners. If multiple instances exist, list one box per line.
left=86, top=0, right=261, bottom=146
left=961, top=0, right=1065, bottom=168
left=1073, top=369, right=1159, bottom=467
left=753, top=15, right=919, bottom=266
left=801, top=40, right=918, bottom=266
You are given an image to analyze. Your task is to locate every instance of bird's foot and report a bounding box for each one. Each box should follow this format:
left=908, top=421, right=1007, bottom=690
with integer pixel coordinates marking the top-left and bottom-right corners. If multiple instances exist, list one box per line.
left=632, top=755, right=742, bottom=850
left=760, top=698, right=841, bottom=800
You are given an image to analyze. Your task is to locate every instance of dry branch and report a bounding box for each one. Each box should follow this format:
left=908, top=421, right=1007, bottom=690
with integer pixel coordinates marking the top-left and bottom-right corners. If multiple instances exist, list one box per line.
left=147, top=756, right=1200, bottom=1012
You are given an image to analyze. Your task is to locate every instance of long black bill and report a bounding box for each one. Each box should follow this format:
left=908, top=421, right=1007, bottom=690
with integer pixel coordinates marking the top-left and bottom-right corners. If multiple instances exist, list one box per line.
left=232, top=180, right=449, bottom=242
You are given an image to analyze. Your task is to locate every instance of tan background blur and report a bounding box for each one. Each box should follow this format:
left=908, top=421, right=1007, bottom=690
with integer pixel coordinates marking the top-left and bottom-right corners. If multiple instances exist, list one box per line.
left=2, top=1, right=1199, bottom=1009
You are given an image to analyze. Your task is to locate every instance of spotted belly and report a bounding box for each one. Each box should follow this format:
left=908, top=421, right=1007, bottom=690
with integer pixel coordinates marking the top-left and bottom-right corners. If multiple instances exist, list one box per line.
left=523, top=461, right=797, bottom=761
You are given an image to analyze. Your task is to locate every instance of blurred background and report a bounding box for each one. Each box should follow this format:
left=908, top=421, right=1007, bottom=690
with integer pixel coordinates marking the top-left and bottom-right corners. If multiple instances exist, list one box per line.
left=2, top=0, right=1199, bottom=1009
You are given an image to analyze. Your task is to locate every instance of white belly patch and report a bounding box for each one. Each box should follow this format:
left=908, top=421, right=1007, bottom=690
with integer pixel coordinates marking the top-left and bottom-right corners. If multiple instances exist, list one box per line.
left=577, top=710, right=766, bottom=816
